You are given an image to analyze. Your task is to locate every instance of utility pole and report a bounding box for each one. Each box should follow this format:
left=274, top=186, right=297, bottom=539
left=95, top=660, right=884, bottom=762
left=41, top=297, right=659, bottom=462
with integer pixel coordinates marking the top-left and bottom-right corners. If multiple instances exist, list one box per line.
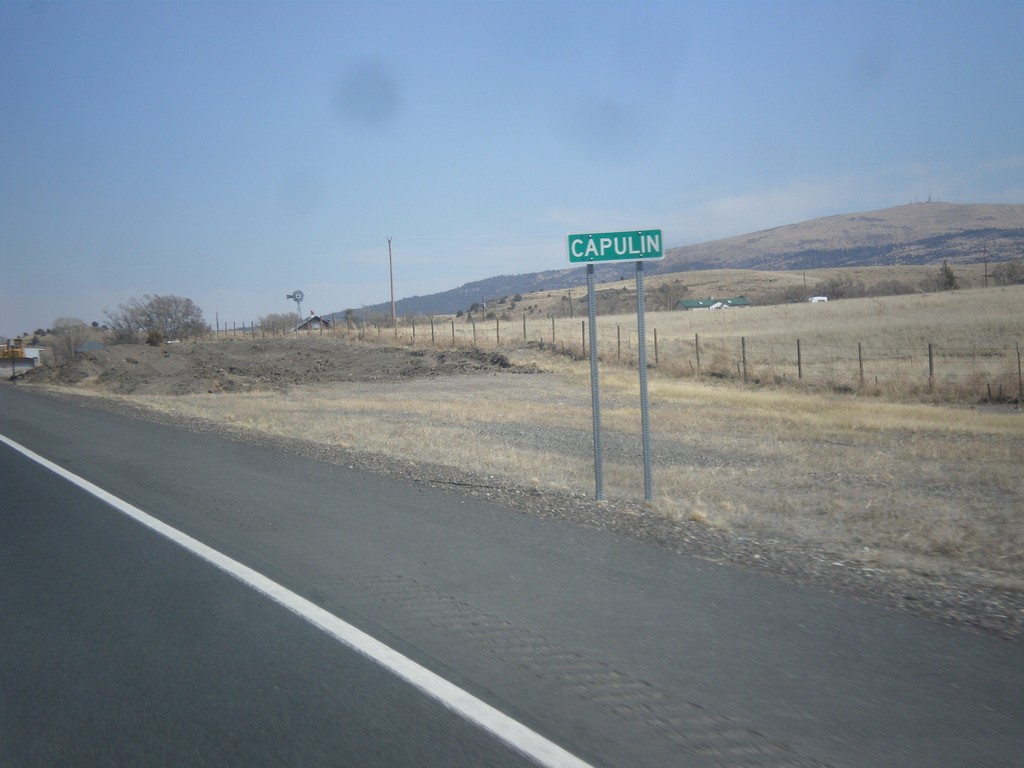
left=388, top=237, right=396, bottom=328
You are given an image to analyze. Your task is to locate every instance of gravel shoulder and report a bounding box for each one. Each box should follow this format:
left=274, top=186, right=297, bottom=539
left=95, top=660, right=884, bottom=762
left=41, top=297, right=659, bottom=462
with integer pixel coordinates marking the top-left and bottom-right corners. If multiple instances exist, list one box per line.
left=13, top=339, right=1024, bottom=643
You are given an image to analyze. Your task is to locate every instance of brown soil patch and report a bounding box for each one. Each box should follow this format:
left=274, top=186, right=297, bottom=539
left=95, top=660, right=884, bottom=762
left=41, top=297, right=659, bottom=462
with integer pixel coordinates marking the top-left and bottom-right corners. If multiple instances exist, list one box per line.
left=21, top=339, right=531, bottom=395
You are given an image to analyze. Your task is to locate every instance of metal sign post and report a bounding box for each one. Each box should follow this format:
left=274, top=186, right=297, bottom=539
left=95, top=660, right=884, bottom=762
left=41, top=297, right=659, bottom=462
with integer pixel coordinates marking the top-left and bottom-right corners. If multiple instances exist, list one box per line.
left=586, top=263, right=604, bottom=500
left=568, top=229, right=662, bottom=502
left=635, top=261, right=653, bottom=501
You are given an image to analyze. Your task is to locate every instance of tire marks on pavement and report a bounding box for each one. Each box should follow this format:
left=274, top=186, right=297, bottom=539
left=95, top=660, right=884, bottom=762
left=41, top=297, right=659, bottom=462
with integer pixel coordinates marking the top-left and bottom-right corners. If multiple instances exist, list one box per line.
left=356, top=574, right=830, bottom=768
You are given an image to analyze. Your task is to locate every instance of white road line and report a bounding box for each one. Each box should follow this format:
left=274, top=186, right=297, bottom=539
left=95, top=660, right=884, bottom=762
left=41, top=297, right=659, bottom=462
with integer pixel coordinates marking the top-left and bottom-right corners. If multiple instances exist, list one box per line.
left=1, top=433, right=596, bottom=768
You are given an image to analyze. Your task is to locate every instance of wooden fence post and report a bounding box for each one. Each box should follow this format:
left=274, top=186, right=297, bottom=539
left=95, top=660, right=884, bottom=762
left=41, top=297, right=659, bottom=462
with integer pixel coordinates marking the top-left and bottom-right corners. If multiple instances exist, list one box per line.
left=741, top=336, right=748, bottom=382
left=928, top=342, right=934, bottom=390
left=858, top=342, right=864, bottom=385
left=450, top=320, right=455, bottom=347
left=1017, top=342, right=1022, bottom=401
left=695, top=332, right=701, bottom=370
left=654, top=328, right=659, bottom=367
left=797, top=339, right=802, bottom=379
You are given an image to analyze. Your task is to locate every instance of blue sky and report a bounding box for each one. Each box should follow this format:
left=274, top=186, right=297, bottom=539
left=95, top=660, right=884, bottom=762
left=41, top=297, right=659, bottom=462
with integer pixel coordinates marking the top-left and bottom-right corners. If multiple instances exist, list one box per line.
left=2, top=0, right=1022, bottom=336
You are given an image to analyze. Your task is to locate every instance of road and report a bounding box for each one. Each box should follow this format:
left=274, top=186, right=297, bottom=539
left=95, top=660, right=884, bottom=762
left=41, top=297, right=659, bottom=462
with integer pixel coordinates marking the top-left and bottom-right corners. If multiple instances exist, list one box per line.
left=1, top=384, right=1022, bottom=767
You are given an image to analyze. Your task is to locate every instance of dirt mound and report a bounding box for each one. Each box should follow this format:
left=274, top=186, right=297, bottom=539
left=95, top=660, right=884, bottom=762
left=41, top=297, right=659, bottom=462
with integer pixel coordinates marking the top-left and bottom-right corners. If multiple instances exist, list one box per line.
left=21, top=339, right=534, bottom=395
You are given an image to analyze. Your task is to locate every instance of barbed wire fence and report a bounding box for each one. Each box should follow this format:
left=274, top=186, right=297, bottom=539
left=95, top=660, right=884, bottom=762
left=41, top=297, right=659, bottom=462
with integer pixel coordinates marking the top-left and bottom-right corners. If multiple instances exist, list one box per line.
left=366, top=314, right=1024, bottom=403
left=210, top=313, right=1023, bottom=403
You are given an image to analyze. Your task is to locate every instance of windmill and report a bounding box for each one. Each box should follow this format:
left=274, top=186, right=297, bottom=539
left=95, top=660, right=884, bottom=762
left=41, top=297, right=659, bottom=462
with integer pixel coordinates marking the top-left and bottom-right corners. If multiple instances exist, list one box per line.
left=286, top=290, right=304, bottom=328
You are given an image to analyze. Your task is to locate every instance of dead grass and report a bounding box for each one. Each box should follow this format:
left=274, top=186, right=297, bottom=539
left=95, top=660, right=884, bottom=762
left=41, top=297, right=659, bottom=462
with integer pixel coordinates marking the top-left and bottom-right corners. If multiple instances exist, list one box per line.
left=584, top=285, right=1023, bottom=400
left=349, top=276, right=1022, bottom=405
left=500, top=264, right=1002, bottom=322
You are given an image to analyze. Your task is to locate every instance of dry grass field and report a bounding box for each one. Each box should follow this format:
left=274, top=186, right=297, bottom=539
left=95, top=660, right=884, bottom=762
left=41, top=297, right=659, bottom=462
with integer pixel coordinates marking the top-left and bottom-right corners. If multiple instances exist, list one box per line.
left=587, top=283, right=1024, bottom=401
left=362, top=278, right=1023, bottom=404
left=466, top=263, right=1001, bottom=321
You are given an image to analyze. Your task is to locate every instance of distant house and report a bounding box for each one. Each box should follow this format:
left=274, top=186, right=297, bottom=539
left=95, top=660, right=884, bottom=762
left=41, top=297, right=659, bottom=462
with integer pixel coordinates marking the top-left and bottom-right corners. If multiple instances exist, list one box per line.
left=296, top=312, right=332, bottom=331
left=676, top=296, right=750, bottom=311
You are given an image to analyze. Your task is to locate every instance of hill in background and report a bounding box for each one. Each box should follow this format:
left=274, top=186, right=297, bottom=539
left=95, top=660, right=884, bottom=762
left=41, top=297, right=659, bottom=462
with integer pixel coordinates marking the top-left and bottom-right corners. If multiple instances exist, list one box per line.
left=662, top=202, right=1024, bottom=271
left=344, top=202, right=1024, bottom=319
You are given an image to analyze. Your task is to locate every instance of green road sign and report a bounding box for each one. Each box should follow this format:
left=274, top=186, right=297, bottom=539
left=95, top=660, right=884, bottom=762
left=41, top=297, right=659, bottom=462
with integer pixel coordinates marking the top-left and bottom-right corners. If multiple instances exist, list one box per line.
left=567, top=229, right=663, bottom=263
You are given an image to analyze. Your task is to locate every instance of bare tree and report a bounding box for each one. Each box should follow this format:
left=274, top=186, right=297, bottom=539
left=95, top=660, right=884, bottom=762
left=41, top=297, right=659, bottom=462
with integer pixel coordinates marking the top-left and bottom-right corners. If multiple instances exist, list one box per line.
left=50, top=318, right=91, bottom=364
left=105, top=295, right=209, bottom=344
left=652, top=280, right=689, bottom=311
left=814, top=275, right=865, bottom=300
left=992, top=260, right=1024, bottom=286
left=258, top=312, right=298, bottom=335
left=138, top=294, right=207, bottom=340
left=104, top=301, right=146, bottom=343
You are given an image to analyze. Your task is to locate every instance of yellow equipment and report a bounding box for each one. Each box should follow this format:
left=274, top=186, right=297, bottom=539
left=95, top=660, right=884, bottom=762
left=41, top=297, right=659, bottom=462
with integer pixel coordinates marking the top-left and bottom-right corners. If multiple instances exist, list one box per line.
left=2, top=338, right=26, bottom=359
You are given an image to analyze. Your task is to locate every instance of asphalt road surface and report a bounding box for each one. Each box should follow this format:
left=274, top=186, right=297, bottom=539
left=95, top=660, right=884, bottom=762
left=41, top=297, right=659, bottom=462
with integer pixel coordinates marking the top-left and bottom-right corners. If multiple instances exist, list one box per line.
left=2, top=385, right=1022, bottom=767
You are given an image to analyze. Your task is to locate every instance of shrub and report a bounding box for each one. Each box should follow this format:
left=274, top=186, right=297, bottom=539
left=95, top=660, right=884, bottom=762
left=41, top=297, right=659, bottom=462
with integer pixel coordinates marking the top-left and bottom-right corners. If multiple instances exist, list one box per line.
left=814, top=275, right=865, bottom=300
left=937, top=261, right=958, bottom=291
left=991, top=260, right=1024, bottom=286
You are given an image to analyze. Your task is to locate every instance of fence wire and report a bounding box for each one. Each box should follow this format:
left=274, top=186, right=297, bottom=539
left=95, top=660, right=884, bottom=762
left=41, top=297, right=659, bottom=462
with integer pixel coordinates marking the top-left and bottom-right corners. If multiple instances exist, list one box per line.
left=214, top=316, right=1024, bottom=401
